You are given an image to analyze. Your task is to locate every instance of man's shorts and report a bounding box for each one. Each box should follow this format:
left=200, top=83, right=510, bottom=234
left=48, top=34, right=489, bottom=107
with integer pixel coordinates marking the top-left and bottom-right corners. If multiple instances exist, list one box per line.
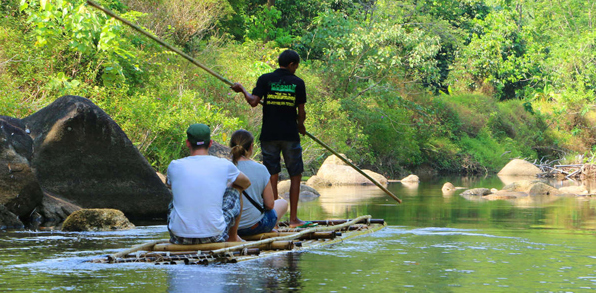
left=261, top=140, right=303, bottom=176
left=237, top=209, right=278, bottom=236
left=168, top=187, right=241, bottom=244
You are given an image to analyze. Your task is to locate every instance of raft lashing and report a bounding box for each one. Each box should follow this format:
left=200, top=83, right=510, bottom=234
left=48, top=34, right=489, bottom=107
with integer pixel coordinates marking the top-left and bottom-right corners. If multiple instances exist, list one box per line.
left=90, top=215, right=386, bottom=265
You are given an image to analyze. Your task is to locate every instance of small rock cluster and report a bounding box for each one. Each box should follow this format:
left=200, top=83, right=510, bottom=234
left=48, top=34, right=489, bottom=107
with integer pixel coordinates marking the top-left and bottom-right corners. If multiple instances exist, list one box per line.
left=455, top=159, right=595, bottom=202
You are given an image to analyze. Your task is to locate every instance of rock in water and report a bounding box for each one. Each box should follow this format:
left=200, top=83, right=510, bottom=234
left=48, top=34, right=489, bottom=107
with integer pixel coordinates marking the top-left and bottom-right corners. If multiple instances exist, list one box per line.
left=0, top=116, right=44, bottom=219
left=442, top=182, right=455, bottom=194
left=22, top=96, right=171, bottom=220
left=306, top=154, right=388, bottom=187
left=38, top=192, right=82, bottom=227
left=527, top=182, right=559, bottom=196
left=460, top=188, right=491, bottom=196
left=62, top=208, right=134, bottom=231
left=277, top=180, right=320, bottom=202
left=401, top=174, right=420, bottom=182
left=498, top=159, right=542, bottom=177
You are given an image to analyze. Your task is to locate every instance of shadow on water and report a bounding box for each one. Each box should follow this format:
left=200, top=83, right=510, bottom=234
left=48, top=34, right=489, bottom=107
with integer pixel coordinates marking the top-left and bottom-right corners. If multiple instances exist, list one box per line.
left=1, top=175, right=596, bottom=292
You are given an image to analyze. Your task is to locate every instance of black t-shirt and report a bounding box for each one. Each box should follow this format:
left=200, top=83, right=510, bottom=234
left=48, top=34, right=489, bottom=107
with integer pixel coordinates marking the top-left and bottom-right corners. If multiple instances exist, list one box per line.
left=252, top=68, right=307, bottom=141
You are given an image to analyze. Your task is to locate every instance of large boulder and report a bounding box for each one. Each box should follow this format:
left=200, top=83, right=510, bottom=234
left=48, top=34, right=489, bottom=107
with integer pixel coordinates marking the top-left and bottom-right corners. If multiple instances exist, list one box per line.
left=498, top=159, right=542, bottom=177
left=21, top=96, right=171, bottom=220
left=0, top=205, right=24, bottom=230
left=0, top=116, right=44, bottom=219
left=62, top=208, right=134, bottom=231
left=277, top=180, right=320, bottom=202
left=38, top=192, right=82, bottom=227
left=306, top=154, right=388, bottom=187
left=208, top=141, right=231, bottom=159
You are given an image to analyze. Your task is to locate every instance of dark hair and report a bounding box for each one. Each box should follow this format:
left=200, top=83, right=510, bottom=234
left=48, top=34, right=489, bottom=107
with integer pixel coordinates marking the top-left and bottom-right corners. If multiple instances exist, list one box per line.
left=229, top=129, right=254, bottom=165
left=278, top=49, right=300, bottom=67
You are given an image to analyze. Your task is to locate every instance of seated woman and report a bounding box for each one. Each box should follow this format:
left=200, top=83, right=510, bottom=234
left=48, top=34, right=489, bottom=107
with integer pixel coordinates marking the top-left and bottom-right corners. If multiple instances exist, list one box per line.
left=230, top=129, right=288, bottom=236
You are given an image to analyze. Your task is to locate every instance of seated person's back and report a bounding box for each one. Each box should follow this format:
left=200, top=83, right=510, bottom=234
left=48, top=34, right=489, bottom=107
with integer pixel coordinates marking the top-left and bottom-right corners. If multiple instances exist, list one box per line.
left=168, top=155, right=240, bottom=238
left=167, top=124, right=250, bottom=244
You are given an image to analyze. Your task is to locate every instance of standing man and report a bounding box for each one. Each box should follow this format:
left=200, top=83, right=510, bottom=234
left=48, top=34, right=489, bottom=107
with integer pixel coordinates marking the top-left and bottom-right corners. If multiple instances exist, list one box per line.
left=167, top=123, right=251, bottom=243
left=231, top=49, right=311, bottom=228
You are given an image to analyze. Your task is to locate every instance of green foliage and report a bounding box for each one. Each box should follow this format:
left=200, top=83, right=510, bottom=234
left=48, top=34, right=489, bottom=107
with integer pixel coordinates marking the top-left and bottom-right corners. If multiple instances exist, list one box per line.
left=242, top=5, right=292, bottom=46
left=20, top=0, right=145, bottom=86
left=1, top=0, right=594, bottom=177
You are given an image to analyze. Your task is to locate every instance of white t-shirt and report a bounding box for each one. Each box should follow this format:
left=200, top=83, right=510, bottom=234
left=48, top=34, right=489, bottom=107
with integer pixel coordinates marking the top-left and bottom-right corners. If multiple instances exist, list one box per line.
left=167, top=155, right=240, bottom=238
left=237, top=160, right=271, bottom=229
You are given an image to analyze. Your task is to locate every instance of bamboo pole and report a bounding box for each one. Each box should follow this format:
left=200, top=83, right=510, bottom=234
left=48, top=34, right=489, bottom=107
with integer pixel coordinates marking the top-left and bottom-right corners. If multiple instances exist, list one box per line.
left=108, top=239, right=169, bottom=261
left=209, top=215, right=372, bottom=255
left=241, top=231, right=336, bottom=241
left=280, top=218, right=385, bottom=226
left=152, top=240, right=295, bottom=251
left=86, top=1, right=402, bottom=204
left=86, top=0, right=233, bottom=85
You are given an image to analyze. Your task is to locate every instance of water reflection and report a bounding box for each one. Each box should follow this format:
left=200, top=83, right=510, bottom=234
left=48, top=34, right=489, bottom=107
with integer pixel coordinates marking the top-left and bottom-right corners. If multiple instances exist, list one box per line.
left=399, top=181, right=420, bottom=197
left=315, top=185, right=386, bottom=216
left=1, top=175, right=595, bottom=292
left=166, top=253, right=304, bottom=292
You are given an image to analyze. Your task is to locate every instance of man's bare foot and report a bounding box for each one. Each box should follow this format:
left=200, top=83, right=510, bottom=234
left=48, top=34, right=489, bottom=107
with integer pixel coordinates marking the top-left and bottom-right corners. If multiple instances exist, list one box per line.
left=289, top=219, right=318, bottom=228
left=289, top=219, right=306, bottom=228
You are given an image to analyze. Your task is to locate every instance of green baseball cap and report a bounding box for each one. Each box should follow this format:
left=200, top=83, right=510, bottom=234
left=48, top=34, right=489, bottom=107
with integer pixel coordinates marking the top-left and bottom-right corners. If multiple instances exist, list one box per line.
left=186, top=123, right=211, bottom=146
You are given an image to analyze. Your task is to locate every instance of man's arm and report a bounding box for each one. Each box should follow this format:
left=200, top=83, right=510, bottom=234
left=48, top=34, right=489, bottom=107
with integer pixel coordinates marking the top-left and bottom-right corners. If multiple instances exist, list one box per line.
left=231, top=83, right=261, bottom=108
left=297, top=103, right=306, bottom=135
left=232, top=171, right=251, bottom=191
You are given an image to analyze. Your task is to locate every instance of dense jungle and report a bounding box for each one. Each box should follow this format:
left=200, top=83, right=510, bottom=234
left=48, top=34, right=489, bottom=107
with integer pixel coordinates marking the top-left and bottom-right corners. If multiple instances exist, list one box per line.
left=1, top=0, right=595, bottom=177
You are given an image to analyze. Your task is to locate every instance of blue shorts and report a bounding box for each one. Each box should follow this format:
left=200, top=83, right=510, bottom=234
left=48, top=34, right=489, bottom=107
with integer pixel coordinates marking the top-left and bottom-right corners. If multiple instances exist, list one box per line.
left=261, top=140, right=303, bottom=176
left=237, top=209, right=278, bottom=236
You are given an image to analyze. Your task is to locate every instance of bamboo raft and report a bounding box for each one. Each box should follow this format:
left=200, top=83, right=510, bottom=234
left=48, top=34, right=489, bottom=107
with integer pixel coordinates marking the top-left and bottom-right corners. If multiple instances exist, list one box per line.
left=90, top=215, right=385, bottom=265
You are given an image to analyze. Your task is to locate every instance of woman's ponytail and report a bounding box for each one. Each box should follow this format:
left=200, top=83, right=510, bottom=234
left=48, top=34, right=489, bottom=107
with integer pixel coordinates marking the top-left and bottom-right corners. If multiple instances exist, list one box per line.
left=229, top=130, right=254, bottom=165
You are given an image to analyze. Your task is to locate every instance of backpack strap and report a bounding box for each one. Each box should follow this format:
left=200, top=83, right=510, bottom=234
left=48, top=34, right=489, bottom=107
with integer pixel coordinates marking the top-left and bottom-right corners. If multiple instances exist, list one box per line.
left=242, top=190, right=265, bottom=214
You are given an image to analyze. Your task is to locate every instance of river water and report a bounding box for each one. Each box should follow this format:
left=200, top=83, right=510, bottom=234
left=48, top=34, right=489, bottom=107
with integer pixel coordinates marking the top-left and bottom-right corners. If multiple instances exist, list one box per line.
left=1, top=176, right=595, bottom=292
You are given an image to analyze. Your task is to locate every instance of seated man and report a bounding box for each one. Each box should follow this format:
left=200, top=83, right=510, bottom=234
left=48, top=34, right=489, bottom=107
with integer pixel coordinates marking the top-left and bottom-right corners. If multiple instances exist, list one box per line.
left=167, top=123, right=251, bottom=244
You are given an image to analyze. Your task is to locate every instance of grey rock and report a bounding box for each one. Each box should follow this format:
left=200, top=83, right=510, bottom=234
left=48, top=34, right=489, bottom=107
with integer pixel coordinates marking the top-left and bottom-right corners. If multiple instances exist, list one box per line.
left=460, top=188, right=491, bottom=196
left=0, top=116, right=44, bottom=219
left=0, top=205, right=24, bottom=230
left=38, top=192, right=82, bottom=227
left=277, top=180, right=320, bottom=202
left=22, top=96, right=171, bottom=220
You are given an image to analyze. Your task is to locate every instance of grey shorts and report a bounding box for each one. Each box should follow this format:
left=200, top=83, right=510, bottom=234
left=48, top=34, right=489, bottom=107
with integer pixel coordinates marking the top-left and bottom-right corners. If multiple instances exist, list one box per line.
left=261, top=140, right=303, bottom=177
left=168, top=187, right=241, bottom=244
